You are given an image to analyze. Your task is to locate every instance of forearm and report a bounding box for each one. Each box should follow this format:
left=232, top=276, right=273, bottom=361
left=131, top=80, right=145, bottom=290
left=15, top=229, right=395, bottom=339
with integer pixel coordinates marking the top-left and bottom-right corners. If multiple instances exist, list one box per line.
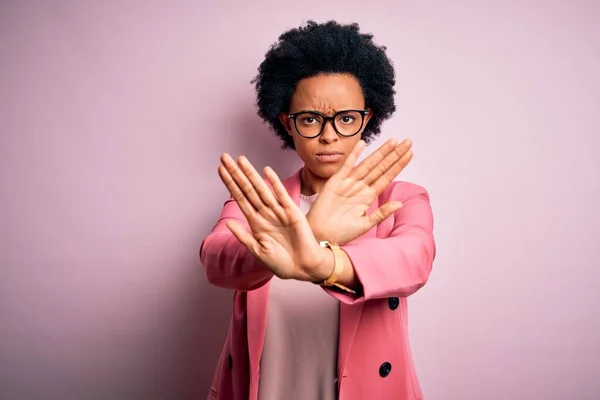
left=343, top=227, right=435, bottom=299
left=311, top=224, right=434, bottom=305
left=200, top=197, right=276, bottom=291
left=201, top=232, right=274, bottom=291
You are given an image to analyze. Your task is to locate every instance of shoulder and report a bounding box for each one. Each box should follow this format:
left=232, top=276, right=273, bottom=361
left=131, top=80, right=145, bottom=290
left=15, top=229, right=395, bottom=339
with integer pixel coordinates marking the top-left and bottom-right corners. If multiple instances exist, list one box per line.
left=378, top=180, right=431, bottom=203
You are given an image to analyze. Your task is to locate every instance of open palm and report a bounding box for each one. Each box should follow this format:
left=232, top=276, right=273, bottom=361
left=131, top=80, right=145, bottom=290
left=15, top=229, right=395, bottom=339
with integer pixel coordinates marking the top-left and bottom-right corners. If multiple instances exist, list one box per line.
left=218, top=154, right=326, bottom=282
left=307, top=138, right=413, bottom=245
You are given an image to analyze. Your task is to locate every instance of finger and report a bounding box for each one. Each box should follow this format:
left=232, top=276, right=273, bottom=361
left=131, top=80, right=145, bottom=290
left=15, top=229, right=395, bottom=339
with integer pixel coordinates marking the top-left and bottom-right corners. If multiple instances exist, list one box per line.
left=367, top=201, right=403, bottom=227
left=226, top=220, right=259, bottom=255
left=237, top=156, right=280, bottom=210
left=363, top=139, right=412, bottom=188
left=336, top=140, right=366, bottom=178
left=350, top=138, right=404, bottom=181
left=221, top=153, right=267, bottom=212
left=370, top=150, right=413, bottom=195
left=218, top=164, right=257, bottom=218
left=264, top=166, right=296, bottom=209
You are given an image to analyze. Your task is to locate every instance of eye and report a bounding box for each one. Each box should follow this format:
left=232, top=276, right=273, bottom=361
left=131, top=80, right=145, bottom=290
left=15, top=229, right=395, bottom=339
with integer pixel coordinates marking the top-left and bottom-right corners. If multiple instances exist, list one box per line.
left=338, top=115, right=356, bottom=124
left=299, top=115, right=321, bottom=125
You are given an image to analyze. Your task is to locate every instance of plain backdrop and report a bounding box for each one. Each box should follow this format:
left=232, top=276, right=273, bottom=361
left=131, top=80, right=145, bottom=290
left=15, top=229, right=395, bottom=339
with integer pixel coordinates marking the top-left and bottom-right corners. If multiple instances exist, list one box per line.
left=1, top=1, right=599, bottom=399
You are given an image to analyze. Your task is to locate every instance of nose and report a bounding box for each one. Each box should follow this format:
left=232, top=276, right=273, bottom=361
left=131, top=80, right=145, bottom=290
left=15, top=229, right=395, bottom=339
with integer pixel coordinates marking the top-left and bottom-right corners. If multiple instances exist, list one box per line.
left=319, top=120, right=338, bottom=144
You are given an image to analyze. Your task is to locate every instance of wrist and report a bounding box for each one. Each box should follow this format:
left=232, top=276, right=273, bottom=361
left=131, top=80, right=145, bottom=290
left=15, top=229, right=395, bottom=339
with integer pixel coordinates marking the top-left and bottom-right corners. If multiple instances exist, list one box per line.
left=304, top=246, right=334, bottom=282
left=306, top=213, right=327, bottom=242
left=311, top=241, right=358, bottom=295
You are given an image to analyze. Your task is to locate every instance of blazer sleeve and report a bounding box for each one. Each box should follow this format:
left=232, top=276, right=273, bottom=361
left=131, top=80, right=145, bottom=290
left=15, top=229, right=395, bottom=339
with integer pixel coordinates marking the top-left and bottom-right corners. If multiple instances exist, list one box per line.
left=325, top=182, right=436, bottom=304
left=199, top=197, right=274, bottom=291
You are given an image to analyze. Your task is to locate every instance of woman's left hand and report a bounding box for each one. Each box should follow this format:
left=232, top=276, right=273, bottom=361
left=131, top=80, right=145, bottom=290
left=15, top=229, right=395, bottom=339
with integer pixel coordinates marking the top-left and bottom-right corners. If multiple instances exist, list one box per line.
left=306, top=138, right=413, bottom=245
left=217, top=153, right=330, bottom=282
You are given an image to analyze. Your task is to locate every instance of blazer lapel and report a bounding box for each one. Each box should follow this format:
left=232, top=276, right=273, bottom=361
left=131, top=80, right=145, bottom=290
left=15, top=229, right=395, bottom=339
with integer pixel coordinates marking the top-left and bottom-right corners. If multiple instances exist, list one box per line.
left=337, top=193, right=381, bottom=375
left=338, top=302, right=363, bottom=377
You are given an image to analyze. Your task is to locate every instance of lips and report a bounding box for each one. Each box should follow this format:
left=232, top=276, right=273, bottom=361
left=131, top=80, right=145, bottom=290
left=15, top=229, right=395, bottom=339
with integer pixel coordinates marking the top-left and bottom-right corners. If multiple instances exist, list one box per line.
left=315, top=151, right=343, bottom=163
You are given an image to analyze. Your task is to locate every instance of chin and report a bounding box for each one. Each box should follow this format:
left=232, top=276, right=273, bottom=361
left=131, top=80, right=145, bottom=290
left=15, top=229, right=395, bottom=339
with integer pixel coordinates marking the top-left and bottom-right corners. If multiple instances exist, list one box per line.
left=307, top=163, right=340, bottom=179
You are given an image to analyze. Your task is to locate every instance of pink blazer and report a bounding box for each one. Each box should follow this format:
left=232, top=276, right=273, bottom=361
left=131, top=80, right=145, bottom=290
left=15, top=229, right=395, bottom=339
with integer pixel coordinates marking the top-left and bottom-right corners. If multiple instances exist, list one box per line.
left=200, top=168, right=436, bottom=400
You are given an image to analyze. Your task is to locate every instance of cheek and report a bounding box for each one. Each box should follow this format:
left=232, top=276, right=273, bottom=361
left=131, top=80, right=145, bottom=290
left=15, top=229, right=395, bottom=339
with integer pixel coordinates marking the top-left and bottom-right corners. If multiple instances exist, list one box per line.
left=344, top=136, right=362, bottom=151
left=292, top=138, right=315, bottom=156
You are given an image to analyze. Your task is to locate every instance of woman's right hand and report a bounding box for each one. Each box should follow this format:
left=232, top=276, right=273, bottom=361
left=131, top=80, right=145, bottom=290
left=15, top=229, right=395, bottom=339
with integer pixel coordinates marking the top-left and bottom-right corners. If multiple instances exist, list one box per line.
left=306, top=138, right=413, bottom=245
left=217, top=153, right=332, bottom=282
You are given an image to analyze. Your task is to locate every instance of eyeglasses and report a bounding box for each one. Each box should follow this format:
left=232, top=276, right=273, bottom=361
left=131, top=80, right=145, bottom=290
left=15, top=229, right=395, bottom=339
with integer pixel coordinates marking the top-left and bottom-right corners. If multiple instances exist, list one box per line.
left=287, top=109, right=369, bottom=139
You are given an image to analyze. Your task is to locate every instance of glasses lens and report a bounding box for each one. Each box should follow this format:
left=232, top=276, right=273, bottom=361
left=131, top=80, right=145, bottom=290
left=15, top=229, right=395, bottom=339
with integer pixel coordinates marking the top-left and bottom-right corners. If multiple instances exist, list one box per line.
left=334, top=111, right=363, bottom=136
left=295, top=112, right=324, bottom=138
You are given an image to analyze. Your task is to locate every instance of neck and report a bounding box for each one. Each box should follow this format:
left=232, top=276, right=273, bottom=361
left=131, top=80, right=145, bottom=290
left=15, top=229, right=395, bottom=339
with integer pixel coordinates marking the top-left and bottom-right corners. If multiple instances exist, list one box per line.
left=301, top=167, right=328, bottom=196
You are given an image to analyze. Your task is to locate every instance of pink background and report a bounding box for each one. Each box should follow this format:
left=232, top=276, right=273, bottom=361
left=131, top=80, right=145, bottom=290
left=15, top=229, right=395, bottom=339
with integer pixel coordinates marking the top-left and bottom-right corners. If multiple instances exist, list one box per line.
left=1, top=1, right=599, bottom=399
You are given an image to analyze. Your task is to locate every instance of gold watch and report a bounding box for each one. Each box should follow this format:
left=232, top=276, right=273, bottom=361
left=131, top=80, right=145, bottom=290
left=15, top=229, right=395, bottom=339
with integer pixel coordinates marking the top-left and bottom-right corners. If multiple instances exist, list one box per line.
left=316, top=241, right=356, bottom=294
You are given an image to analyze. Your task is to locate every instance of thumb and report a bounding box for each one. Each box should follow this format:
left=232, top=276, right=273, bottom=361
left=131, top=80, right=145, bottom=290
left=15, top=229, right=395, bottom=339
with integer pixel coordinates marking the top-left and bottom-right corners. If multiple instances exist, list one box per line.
left=226, top=220, right=259, bottom=255
left=367, top=201, right=403, bottom=227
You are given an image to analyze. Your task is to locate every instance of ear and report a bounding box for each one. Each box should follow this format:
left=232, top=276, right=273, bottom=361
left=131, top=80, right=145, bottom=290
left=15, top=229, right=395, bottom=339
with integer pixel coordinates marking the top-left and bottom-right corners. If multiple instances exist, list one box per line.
left=359, top=109, right=374, bottom=137
left=279, top=112, right=294, bottom=135
left=364, top=108, right=374, bottom=125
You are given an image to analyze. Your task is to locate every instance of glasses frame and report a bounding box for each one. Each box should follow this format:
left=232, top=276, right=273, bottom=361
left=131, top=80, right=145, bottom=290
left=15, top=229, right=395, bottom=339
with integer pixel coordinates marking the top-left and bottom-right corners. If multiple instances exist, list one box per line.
left=287, top=109, right=370, bottom=139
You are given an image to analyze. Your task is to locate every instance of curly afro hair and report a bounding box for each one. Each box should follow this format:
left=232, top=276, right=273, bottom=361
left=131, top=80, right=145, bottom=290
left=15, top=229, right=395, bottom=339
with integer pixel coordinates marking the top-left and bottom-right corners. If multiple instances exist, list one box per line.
left=252, top=20, right=397, bottom=150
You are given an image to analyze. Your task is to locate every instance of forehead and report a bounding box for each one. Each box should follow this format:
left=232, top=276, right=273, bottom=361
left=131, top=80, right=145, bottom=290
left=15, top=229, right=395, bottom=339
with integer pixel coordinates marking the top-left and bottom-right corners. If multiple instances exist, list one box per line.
left=289, top=73, right=365, bottom=112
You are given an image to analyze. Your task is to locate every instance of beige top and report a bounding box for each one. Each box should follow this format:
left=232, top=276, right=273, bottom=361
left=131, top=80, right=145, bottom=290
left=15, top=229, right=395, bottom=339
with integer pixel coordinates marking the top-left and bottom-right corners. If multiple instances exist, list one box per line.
left=258, top=193, right=340, bottom=400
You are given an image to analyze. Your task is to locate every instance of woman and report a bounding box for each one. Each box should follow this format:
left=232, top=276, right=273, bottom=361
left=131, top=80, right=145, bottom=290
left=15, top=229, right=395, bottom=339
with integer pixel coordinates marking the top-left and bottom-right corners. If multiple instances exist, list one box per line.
left=200, top=21, right=436, bottom=400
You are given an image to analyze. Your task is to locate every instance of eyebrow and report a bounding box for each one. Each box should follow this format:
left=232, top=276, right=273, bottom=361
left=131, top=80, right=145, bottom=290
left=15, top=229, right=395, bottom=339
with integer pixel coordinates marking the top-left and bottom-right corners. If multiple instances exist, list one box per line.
left=290, top=108, right=363, bottom=115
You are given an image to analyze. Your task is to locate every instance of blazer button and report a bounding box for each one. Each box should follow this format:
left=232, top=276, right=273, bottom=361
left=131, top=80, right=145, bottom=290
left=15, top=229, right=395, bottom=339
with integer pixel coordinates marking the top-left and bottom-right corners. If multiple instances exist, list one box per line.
left=228, top=354, right=233, bottom=370
left=388, top=297, right=399, bottom=310
left=379, top=362, right=392, bottom=377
